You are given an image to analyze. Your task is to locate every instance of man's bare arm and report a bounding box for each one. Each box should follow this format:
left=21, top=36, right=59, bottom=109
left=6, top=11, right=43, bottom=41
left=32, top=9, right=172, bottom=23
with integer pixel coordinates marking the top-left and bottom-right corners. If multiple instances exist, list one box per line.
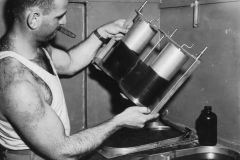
left=1, top=70, right=158, bottom=160
left=50, top=19, right=129, bottom=75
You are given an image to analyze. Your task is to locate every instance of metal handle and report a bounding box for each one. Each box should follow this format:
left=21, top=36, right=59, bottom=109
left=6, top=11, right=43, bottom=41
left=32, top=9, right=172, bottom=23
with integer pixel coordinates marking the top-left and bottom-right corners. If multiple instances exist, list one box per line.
left=193, top=0, right=199, bottom=28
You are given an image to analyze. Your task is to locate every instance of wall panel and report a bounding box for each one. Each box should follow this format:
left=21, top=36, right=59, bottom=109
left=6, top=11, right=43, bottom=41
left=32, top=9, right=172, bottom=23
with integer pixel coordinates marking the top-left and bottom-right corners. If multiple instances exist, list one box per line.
left=54, top=2, right=87, bottom=134
left=159, top=0, right=240, bottom=148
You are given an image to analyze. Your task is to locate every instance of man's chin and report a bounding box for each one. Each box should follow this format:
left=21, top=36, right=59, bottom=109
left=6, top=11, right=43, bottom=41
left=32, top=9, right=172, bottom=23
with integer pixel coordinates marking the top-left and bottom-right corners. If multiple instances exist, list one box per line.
left=46, top=32, right=57, bottom=41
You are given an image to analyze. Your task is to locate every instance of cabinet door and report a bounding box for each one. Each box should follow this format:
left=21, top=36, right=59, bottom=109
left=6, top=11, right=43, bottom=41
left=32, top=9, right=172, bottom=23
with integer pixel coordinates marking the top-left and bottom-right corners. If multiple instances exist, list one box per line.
left=0, top=0, right=6, bottom=35
left=52, top=2, right=86, bottom=134
left=159, top=0, right=240, bottom=146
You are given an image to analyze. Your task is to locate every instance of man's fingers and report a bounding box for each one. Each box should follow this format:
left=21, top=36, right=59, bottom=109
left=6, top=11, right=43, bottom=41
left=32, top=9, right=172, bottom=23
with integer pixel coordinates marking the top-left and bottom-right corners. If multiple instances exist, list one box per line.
left=136, top=107, right=151, bottom=114
left=146, top=113, right=159, bottom=121
left=119, top=27, right=128, bottom=34
left=114, top=19, right=126, bottom=27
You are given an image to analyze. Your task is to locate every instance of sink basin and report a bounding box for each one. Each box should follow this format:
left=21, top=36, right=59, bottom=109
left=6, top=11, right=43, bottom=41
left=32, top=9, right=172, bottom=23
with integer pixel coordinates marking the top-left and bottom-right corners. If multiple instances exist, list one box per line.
left=98, top=127, right=185, bottom=159
left=140, top=146, right=240, bottom=160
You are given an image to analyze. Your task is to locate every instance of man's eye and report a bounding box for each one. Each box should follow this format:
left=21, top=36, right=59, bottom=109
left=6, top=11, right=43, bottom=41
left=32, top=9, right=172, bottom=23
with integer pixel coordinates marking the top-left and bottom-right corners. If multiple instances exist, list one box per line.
left=57, top=15, right=64, bottom=20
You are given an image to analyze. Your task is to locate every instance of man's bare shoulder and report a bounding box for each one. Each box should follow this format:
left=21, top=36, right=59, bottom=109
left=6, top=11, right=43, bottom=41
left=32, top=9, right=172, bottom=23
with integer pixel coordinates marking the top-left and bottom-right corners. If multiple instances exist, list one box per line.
left=0, top=56, right=30, bottom=83
left=0, top=57, right=37, bottom=105
left=0, top=57, right=46, bottom=121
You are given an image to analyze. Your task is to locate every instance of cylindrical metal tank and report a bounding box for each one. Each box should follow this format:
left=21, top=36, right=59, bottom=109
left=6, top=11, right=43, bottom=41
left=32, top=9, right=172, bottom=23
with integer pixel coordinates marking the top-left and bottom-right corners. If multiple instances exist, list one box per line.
left=122, top=15, right=157, bottom=54
left=102, top=41, right=142, bottom=82
left=121, top=43, right=189, bottom=107
left=101, top=14, right=157, bottom=82
left=150, top=43, right=189, bottom=81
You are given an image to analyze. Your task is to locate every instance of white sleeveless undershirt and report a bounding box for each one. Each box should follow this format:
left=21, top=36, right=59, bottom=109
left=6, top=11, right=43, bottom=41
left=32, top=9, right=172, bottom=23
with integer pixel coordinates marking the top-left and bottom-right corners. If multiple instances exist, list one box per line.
left=0, top=50, right=70, bottom=150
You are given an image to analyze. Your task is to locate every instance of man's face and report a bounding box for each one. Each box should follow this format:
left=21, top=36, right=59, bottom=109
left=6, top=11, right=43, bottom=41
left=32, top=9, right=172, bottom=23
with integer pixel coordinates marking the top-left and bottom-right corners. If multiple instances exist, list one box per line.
left=38, top=0, right=68, bottom=41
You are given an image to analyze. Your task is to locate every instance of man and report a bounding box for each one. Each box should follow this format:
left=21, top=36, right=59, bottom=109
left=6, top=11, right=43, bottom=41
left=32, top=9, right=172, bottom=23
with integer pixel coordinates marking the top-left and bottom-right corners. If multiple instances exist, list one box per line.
left=0, top=0, right=159, bottom=159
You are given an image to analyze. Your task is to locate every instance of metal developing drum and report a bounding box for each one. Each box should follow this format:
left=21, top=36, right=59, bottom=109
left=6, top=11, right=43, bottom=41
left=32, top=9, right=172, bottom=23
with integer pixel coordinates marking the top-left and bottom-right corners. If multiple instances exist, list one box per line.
left=124, top=67, right=169, bottom=107
left=150, top=43, right=189, bottom=81
left=101, top=41, right=142, bottom=82
left=119, top=59, right=149, bottom=91
left=122, top=15, right=157, bottom=54
left=100, top=14, right=157, bottom=82
left=121, top=43, right=189, bottom=107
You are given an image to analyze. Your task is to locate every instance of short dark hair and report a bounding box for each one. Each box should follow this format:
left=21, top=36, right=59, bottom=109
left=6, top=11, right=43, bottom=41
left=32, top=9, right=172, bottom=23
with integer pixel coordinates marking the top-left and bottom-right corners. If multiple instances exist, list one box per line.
left=6, top=0, right=55, bottom=23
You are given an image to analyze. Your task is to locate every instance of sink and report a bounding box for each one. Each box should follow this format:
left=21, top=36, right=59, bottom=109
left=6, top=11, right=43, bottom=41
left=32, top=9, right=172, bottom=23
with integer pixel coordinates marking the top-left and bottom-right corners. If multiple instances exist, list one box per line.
left=98, top=127, right=187, bottom=159
left=140, top=146, right=240, bottom=160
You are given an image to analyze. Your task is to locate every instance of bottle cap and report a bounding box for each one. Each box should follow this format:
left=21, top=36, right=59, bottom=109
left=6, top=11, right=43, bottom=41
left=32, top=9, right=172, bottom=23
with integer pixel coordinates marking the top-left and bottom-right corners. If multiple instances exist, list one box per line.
left=204, top=106, right=212, bottom=111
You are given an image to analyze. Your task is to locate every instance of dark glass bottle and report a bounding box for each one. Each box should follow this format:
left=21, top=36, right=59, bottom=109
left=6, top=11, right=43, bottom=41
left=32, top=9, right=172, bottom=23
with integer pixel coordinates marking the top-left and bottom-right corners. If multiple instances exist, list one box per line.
left=196, top=106, right=217, bottom=146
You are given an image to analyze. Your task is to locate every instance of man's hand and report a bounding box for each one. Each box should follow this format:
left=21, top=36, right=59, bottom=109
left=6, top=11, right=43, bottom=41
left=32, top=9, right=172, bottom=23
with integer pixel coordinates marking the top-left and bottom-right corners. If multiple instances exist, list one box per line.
left=97, top=19, right=132, bottom=41
left=113, top=106, right=159, bottom=129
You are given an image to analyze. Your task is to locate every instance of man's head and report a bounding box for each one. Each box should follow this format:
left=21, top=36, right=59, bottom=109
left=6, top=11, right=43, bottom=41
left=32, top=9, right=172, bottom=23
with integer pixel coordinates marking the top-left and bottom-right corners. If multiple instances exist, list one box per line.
left=6, top=0, right=68, bottom=42
left=7, top=0, right=54, bottom=21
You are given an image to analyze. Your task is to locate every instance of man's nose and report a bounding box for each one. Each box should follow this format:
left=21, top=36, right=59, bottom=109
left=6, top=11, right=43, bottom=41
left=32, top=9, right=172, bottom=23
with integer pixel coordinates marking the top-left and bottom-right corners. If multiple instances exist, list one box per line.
left=59, top=15, right=67, bottom=26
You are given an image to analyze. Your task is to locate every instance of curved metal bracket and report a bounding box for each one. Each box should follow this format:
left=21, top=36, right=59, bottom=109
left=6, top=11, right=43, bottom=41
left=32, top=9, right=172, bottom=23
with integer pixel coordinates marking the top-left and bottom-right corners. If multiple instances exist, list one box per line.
left=181, top=43, right=194, bottom=49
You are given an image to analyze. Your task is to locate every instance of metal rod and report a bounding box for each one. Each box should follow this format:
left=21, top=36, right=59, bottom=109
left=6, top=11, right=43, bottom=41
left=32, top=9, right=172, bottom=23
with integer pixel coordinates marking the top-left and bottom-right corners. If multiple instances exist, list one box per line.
left=158, top=29, right=197, bottom=60
left=138, top=1, right=148, bottom=12
left=142, top=35, right=164, bottom=62
left=95, top=1, right=148, bottom=60
left=150, top=59, right=201, bottom=114
left=197, top=47, right=208, bottom=59
left=170, top=29, right=178, bottom=37
left=142, top=29, right=177, bottom=62
left=123, top=1, right=147, bottom=28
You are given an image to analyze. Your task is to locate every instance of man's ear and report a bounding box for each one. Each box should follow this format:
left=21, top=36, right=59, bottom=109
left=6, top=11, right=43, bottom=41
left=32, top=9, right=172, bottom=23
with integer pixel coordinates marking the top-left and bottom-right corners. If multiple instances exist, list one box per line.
left=27, top=12, right=41, bottom=30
